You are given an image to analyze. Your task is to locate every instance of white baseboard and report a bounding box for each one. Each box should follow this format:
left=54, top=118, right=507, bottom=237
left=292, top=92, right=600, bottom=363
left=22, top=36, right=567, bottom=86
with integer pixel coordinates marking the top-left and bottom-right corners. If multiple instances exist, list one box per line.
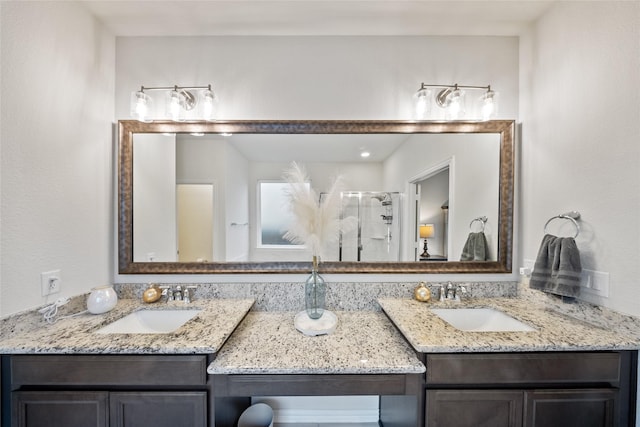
left=274, top=408, right=379, bottom=423
left=251, top=396, right=379, bottom=423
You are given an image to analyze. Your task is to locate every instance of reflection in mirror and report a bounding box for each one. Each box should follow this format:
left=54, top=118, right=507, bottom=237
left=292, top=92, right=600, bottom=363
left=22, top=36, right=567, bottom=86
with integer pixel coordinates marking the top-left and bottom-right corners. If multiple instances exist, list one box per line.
left=119, top=120, right=514, bottom=274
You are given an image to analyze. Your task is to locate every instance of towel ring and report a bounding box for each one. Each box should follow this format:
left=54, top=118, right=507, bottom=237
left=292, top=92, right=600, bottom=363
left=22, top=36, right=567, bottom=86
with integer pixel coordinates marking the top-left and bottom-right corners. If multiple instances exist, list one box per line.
left=469, top=216, right=488, bottom=232
left=543, top=211, right=581, bottom=238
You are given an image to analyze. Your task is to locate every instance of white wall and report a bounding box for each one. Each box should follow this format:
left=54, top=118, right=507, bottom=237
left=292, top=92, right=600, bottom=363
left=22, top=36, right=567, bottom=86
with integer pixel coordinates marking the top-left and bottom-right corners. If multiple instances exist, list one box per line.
left=0, top=2, right=115, bottom=316
left=385, top=133, right=500, bottom=262
left=115, top=35, right=519, bottom=280
left=519, top=6, right=640, bottom=421
left=133, top=134, right=176, bottom=262
left=115, top=36, right=518, bottom=121
left=519, top=1, right=640, bottom=318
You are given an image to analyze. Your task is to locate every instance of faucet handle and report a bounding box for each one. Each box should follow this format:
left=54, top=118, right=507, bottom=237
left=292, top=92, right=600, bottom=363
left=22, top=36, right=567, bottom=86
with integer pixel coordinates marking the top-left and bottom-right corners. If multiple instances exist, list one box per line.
left=454, top=285, right=467, bottom=302
left=158, top=286, right=173, bottom=301
left=183, top=286, right=197, bottom=304
left=174, top=285, right=183, bottom=301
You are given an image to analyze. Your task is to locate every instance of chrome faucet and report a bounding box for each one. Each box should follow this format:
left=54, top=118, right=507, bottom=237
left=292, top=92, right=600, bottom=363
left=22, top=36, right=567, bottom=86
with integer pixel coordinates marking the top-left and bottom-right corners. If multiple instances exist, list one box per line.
left=440, top=282, right=467, bottom=302
left=159, top=286, right=173, bottom=301
left=158, top=285, right=197, bottom=303
left=183, top=286, right=197, bottom=304
left=173, top=285, right=183, bottom=301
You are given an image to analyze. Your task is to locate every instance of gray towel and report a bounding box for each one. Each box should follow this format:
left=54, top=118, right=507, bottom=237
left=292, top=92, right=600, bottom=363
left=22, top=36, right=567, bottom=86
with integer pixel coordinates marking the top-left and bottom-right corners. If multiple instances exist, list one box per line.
left=460, top=232, right=488, bottom=261
left=530, top=234, right=582, bottom=298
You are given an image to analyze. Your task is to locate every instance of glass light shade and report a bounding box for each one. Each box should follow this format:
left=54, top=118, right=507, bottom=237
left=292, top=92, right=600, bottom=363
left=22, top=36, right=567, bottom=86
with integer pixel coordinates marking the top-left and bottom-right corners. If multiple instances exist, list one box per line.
left=445, top=88, right=465, bottom=120
left=130, top=91, right=153, bottom=122
left=166, top=90, right=185, bottom=122
left=479, top=90, right=498, bottom=120
left=414, top=87, right=432, bottom=120
left=200, top=88, right=217, bottom=121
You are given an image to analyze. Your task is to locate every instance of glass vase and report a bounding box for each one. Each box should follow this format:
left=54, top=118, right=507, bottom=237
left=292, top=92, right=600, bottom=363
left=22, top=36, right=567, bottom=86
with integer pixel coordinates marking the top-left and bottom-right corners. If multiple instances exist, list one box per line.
left=305, top=256, right=326, bottom=319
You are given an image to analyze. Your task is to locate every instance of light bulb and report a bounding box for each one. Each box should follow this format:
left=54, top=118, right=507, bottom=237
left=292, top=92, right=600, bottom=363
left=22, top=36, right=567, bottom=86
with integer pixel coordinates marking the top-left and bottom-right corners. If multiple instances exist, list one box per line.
left=167, top=90, right=183, bottom=122
left=480, top=89, right=498, bottom=121
left=445, top=87, right=465, bottom=120
left=130, top=90, right=152, bottom=122
left=413, top=86, right=431, bottom=120
left=200, top=87, right=217, bottom=121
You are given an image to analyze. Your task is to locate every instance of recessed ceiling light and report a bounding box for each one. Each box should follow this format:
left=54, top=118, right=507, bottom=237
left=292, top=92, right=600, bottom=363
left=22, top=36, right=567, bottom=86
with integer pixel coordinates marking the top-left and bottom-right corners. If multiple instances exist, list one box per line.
left=360, top=151, right=371, bottom=158
left=190, top=132, right=205, bottom=136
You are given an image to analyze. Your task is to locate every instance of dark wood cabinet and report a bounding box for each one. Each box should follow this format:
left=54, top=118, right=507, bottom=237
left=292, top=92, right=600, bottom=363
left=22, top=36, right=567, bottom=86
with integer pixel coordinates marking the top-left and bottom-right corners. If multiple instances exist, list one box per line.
left=2, top=351, right=637, bottom=427
left=427, top=390, right=523, bottom=427
left=4, top=355, right=210, bottom=427
left=110, top=392, right=206, bottom=427
left=426, top=388, right=619, bottom=427
left=525, top=389, right=617, bottom=427
left=423, top=351, right=637, bottom=427
left=12, top=391, right=206, bottom=427
left=12, top=391, right=108, bottom=427
left=211, top=373, right=422, bottom=427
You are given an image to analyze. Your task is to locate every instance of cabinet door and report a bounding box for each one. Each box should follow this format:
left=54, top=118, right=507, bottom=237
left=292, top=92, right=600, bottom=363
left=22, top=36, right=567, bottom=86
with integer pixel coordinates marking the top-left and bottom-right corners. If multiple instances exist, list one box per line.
left=426, top=390, right=524, bottom=427
left=110, top=392, right=206, bottom=427
left=525, top=389, right=617, bottom=427
left=12, top=391, right=108, bottom=427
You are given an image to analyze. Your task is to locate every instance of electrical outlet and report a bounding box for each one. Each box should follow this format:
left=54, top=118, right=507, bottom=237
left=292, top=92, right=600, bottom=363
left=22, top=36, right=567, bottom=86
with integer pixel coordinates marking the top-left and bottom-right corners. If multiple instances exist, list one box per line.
left=41, top=270, right=62, bottom=296
left=519, top=267, right=532, bottom=276
left=580, top=269, right=609, bottom=298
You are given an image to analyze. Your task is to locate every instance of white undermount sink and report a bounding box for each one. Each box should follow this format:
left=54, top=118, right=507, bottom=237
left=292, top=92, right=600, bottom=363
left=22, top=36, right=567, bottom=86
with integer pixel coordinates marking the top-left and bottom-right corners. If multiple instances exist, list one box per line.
left=95, top=309, right=202, bottom=334
left=431, top=308, right=536, bottom=332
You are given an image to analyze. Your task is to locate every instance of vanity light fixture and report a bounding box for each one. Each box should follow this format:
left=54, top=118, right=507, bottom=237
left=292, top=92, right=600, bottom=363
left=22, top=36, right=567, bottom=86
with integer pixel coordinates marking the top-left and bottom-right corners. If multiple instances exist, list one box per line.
left=130, top=84, right=217, bottom=122
left=414, top=83, right=498, bottom=121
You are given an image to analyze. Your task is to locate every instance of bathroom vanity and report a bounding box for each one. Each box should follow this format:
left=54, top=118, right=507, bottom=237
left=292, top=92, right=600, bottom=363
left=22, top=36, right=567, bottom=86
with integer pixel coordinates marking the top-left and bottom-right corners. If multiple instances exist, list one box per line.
left=0, top=298, right=254, bottom=427
left=0, top=293, right=638, bottom=427
left=6, top=354, right=210, bottom=427
left=207, top=311, right=426, bottom=426
left=378, top=297, right=639, bottom=427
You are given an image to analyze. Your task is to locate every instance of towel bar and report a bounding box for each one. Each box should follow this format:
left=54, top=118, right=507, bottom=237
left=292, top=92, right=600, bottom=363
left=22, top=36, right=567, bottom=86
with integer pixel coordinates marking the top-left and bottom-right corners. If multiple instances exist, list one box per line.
left=469, top=216, right=488, bottom=232
left=544, top=211, right=580, bottom=238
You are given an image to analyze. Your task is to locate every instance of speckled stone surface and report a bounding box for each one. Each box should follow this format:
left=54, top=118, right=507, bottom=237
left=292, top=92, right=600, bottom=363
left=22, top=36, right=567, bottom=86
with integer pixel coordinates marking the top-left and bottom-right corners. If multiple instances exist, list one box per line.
left=517, top=284, right=640, bottom=340
left=207, top=311, right=426, bottom=374
left=0, top=298, right=254, bottom=354
left=115, top=281, right=518, bottom=312
left=378, top=293, right=640, bottom=353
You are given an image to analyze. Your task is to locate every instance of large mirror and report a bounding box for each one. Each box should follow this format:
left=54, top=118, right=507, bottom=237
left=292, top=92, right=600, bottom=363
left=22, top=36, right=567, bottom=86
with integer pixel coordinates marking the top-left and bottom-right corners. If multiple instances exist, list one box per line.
left=118, top=120, right=514, bottom=274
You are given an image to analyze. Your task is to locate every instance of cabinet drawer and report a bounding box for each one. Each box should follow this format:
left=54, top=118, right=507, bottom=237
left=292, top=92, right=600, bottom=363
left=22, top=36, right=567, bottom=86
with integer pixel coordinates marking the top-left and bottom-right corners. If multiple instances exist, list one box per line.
left=10, top=355, right=207, bottom=387
left=426, top=352, right=621, bottom=386
left=213, top=374, right=416, bottom=396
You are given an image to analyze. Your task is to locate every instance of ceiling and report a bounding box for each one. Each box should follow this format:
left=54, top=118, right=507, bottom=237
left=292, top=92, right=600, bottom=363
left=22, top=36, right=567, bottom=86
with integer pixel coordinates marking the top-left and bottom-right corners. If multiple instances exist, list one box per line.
left=82, top=0, right=556, bottom=37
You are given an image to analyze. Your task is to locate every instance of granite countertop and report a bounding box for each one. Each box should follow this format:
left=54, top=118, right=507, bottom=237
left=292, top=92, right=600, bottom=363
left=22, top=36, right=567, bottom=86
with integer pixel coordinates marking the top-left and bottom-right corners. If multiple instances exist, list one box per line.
left=0, top=298, right=254, bottom=354
left=378, top=296, right=640, bottom=353
left=207, top=311, right=426, bottom=375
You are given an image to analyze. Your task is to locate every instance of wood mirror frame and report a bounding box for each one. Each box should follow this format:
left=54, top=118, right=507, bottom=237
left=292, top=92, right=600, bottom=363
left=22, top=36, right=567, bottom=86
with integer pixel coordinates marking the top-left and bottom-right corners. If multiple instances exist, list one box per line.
left=118, top=119, right=514, bottom=274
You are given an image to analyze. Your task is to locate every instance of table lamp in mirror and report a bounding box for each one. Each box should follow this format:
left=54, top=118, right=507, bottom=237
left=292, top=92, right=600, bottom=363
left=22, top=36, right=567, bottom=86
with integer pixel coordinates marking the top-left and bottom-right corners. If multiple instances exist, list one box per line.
left=420, top=224, right=435, bottom=258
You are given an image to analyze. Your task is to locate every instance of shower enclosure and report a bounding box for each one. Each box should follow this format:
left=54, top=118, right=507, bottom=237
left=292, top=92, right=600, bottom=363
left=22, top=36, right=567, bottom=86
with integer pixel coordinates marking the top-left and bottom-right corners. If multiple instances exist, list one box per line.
left=338, top=191, right=402, bottom=262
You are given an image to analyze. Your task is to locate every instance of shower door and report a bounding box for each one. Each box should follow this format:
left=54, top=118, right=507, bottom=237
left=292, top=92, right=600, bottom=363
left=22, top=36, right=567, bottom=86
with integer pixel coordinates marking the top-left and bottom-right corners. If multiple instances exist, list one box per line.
left=339, top=192, right=401, bottom=262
